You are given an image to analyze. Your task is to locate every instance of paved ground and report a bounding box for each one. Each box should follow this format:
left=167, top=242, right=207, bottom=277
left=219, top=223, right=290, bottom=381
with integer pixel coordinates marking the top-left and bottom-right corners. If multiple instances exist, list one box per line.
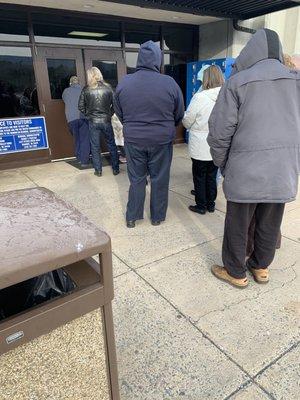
left=1, top=144, right=299, bottom=399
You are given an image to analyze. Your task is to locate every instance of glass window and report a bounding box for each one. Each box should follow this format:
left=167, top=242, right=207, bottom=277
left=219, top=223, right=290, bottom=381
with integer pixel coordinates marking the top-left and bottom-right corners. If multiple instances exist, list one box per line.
left=126, top=52, right=139, bottom=74
left=164, top=53, right=194, bottom=68
left=0, top=47, right=39, bottom=118
left=163, top=26, right=195, bottom=53
left=0, top=9, right=29, bottom=42
left=164, top=54, right=194, bottom=103
left=33, top=13, right=121, bottom=47
left=125, top=22, right=160, bottom=48
left=92, top=60, right=118, bottom=89
left=46, top=59, right=77, bottom=100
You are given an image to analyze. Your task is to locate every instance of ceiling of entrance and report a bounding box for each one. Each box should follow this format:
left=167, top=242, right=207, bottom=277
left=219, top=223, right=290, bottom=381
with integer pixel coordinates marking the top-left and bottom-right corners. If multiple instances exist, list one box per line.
left=110, top=0, right=300, bottom=19
left=0, top=0, right=220, bottom=24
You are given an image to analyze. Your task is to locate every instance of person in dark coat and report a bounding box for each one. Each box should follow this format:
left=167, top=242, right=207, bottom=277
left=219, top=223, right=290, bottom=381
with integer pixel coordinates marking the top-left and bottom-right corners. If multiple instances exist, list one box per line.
left=78, top=67, right=119, bottom=177
left=62, top=76, right=90, bottom=167
left=114, top=41, right=184, bottom=228
left=207, top=29, right=300, bottom=288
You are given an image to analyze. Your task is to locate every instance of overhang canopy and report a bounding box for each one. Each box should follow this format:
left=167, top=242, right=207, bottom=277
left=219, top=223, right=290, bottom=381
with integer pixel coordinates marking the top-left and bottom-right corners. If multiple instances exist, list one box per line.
left=109, top=0, right=300, bottom=20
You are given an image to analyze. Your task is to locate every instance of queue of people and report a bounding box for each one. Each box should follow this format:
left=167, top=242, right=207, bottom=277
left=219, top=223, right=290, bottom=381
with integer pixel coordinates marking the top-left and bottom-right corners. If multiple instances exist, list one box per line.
left=62, top=30, right=299, bottom=289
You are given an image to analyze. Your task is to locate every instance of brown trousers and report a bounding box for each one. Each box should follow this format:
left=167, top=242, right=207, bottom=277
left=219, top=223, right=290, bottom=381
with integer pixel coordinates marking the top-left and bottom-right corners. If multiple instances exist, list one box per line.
left=222, top=202, right=285, bottom=279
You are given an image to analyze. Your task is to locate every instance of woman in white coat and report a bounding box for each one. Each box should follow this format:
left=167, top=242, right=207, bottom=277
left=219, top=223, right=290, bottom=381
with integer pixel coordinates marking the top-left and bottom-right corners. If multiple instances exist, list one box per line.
left=183, top=65, right=224, bottom=215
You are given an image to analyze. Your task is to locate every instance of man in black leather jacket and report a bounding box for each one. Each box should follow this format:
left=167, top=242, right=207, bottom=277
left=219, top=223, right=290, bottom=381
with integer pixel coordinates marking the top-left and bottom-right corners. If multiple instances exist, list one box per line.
left=78, top=67, right=119, bottom=176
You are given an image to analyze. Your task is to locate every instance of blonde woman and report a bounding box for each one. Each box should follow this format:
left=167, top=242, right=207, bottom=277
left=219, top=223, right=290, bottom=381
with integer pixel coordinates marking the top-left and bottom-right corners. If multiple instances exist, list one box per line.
left=183, top=65, right=224, bottom=214
left=78, top=67, right=119, bottom=176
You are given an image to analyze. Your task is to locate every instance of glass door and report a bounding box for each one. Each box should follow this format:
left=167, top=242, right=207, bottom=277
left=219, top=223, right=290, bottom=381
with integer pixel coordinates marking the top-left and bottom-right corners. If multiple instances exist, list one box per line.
left=36, top=47, right=86, bottom=160
left=84, top=49, right=126, bottom=89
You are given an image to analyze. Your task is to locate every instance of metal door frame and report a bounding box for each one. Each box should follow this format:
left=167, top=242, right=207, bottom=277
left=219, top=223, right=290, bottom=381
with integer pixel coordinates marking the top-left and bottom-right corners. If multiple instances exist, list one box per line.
left=84, top=48, right=126, bottom=82
left=36, top=46, right=126, bottom=160
left=35, top=47, right=86, bottom=159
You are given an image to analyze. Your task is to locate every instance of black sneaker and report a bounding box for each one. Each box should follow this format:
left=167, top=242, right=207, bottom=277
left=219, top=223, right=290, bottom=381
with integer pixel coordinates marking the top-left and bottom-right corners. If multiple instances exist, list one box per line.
left=127, top=220, right=135, bottom=228
left=81, top=163, right=90, bottom=169
left=94, top=170, right=102, bottom=177
left=151, top=220, right=161, bottom=226
left=113, top=170, right=120, bottom=176
left=189, top=205, right=206, bottom=215
left=207, top=206, right=215, bottom=213
left=191, top=190, right=196, bottom=196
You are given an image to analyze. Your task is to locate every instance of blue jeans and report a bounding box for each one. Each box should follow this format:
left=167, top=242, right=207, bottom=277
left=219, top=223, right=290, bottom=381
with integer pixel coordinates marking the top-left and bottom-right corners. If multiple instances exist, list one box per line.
left=125, top=142, right=173, bottom=222
left=68, top=119, right=90, bottom=164
left=88, top=121, right=119, bottom=172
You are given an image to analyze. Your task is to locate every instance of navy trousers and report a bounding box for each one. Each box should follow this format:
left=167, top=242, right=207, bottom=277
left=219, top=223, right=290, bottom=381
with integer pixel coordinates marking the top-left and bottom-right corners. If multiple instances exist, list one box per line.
left=68, top=119, right=90, bottom=164
left=125, top=142, right=173, bottom=222
left=89, top=121, right=119, bottom=172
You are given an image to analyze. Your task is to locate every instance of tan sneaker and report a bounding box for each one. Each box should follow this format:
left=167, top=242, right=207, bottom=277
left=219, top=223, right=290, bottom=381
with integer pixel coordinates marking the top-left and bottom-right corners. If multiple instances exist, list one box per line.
left=248, top=267, right=269, bottom=284
left=211, top=265, right=249, bottom=289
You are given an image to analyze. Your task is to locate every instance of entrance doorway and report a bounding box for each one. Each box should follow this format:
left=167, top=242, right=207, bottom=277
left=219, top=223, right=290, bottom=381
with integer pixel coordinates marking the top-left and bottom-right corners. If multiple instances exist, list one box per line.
left=36, top=47, right=125, bottom=160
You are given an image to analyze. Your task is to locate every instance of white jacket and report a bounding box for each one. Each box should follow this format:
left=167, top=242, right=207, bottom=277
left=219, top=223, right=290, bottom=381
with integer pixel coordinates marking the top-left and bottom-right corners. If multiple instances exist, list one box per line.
left=111, top=114, right=124, bottom=146
left=183, top=87, right=221, bottom=161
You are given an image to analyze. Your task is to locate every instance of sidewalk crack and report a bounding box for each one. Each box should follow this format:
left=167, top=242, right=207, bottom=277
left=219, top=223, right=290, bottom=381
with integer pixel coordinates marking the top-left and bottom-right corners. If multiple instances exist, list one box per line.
left=195, top=265, right=298, bottom=322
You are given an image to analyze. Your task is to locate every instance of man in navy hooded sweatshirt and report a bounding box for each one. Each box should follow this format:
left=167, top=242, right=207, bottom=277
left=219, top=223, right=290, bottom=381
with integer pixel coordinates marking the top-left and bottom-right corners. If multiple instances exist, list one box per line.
left=114, top=41, right=184, bottom=228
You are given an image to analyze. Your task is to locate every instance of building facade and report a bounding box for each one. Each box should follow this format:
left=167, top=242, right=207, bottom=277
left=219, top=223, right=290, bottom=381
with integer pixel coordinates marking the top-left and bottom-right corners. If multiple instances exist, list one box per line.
left=199, top=7, right=300, bottom=60
left=0, top=3, right=200, bottom=169
left=0, top=1, right=299, bottom=170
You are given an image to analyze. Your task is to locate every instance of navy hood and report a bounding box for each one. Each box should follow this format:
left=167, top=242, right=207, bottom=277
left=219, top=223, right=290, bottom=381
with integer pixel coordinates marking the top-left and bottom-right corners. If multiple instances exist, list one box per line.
left=136, top=40, right=162, bottom=72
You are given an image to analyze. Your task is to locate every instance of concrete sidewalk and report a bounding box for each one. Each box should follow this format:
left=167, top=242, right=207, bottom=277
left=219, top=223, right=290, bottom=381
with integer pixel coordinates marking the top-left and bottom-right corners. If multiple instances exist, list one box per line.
left=1, top=144, right=299, bottom=399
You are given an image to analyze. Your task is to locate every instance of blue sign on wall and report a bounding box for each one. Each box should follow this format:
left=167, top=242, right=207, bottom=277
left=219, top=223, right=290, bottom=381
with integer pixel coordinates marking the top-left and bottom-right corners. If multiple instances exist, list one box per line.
left=0, top=117, right=49, bottom=155
left=186, top=57, right=235, bottom=107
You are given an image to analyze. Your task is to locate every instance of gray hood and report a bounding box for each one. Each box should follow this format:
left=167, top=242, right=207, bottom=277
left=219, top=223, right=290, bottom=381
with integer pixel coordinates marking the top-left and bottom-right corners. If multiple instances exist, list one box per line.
left=233, top=28, right=283, bottom=74
left=136, top=40, right=162, bottom=73
left=208, top=28, right=300, bottom=204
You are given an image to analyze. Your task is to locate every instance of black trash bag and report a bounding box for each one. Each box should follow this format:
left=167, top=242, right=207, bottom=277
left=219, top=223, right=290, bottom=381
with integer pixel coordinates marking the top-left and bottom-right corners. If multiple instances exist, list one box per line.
left=0, top=268, right=76, bottom=321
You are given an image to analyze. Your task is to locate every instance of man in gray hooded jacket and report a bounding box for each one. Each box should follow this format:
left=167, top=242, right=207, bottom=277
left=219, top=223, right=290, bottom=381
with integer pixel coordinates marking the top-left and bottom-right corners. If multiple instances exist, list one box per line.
left=207, top=29, right=300, bottom=288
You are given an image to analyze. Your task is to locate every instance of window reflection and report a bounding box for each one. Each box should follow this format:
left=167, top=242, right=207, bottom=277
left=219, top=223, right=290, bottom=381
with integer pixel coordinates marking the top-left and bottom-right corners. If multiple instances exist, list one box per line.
left=92, top=61, right=118, bottom=89
left=47, top=59, right=77, bottom=100
left=0, top=47, right=39, bottom=118
left=164, top=53, right=193, bottom=68
left=126, top=52, right=139, bottom=74
left=164, top=53, right=193, bottom=105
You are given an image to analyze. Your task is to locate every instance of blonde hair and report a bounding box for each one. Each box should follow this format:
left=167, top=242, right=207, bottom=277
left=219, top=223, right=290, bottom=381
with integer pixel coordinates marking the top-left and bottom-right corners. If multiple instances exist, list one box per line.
left=202, top=65, right=225, bottom=90
left=283, top=54, right=296, bottom=69
left=87, top=67, right=104, bottom=88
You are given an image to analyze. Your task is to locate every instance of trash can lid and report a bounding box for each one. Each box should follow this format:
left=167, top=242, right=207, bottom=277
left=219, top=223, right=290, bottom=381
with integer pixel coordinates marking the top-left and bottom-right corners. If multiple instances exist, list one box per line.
left=0, top=188, right=110, bottom=290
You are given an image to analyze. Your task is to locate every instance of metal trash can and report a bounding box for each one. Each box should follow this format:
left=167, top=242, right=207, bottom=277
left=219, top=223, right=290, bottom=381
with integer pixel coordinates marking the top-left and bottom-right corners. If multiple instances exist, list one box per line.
left=0, top=187, right=120, bottom=400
